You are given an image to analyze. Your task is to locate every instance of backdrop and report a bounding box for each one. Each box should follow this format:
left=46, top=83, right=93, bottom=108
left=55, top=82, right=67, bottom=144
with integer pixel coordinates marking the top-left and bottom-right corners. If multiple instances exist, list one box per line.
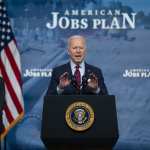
left=5, top=0, right=150, bottom=150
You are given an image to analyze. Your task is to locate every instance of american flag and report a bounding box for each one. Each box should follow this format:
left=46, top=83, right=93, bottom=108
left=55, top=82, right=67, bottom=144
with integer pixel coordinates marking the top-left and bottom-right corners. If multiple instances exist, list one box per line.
left=0, top=0, right=24, bottom=140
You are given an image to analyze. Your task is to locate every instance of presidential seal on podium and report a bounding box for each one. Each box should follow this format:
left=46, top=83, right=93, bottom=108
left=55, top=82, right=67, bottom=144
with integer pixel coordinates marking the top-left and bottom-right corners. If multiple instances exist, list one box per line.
left=65, top=101, right=94, bottom=131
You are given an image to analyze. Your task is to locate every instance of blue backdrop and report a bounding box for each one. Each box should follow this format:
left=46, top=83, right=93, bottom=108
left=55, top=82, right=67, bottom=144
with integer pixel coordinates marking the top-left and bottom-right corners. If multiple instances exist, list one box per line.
left=5, top=0, right=150, bottom=150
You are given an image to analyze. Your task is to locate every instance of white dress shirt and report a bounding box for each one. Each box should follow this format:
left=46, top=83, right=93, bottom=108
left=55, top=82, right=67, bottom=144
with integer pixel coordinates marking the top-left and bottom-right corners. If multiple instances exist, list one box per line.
left=70, top=60, right=85, bottom=84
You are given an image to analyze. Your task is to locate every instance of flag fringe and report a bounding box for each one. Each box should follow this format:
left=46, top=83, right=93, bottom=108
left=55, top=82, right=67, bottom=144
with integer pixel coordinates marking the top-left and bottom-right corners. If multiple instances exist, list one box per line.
left=0, top=112, right=24, bottom=141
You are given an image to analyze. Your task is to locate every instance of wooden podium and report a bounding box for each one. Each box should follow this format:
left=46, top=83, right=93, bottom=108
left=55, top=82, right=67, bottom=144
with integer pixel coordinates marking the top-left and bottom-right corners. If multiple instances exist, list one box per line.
left=41, top=95, right=119, bottom=150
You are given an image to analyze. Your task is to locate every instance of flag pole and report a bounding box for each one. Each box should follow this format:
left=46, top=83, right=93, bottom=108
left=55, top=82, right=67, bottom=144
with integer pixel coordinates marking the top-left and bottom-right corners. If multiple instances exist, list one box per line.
left=4, top=135, right=7, bottom=150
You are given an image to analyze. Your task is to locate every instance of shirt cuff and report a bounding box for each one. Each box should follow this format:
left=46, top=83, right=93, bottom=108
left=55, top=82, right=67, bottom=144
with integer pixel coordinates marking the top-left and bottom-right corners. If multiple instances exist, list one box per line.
left=57, top=86, right=64, bottom=94
left=94, top=87, right=100, bottom=94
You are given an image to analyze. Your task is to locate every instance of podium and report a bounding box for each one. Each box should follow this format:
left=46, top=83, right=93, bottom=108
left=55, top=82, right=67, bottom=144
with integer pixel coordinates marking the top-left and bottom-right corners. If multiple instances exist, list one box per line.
left=41, top=95, right=119, bottom=150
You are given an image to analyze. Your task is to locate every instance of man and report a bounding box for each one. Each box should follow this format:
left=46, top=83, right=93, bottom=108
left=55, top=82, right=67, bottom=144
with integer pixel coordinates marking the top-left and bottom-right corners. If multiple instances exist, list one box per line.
left=46, top=35, right=108, bottom=95
left=6, top=35, right=109, bottom=150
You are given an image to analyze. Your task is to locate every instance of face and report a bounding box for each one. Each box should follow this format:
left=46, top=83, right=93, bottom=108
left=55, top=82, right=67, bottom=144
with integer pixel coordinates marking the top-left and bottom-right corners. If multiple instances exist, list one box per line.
left=68, top=37, right=86, bottom=64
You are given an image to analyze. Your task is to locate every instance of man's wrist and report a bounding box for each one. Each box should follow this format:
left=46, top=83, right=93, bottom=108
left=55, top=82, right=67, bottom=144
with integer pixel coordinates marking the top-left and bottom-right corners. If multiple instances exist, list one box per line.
left=93, top=87, right=100, bottom=94
left=57, top=86, right=64, bottom=94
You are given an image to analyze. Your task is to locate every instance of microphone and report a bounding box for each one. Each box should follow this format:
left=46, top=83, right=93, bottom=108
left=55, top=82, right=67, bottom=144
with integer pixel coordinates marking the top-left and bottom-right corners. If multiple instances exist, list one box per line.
left=89, top=73, right=96, bottom=80
left=82, top=71, right=98, bottom=88
left=71, top=75, right=77, bottom=87
left=81, top=69, right=92, bottom=88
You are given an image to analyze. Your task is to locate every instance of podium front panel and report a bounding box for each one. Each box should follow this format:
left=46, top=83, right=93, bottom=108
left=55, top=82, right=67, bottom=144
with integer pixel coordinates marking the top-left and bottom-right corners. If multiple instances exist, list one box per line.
left=41, top=95, right=118, bottom=148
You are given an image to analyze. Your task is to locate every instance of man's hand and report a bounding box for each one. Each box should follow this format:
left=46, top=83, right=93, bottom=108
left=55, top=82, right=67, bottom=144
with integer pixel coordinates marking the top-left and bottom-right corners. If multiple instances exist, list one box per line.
left=87, top=73, right=99, bottom=92
left=58, top=72, right=71, bottom=89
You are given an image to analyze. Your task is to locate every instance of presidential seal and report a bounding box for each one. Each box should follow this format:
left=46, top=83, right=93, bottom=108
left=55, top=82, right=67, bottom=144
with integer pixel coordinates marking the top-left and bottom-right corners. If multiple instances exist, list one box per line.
left=65, top=101, right=94, bottom=131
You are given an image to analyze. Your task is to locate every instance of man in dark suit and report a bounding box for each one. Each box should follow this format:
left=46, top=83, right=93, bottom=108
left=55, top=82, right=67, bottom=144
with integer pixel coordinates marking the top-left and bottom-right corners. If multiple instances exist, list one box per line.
left=46, top=35, right=108, bottom=95
left=46, top=36, right=110, bottom=150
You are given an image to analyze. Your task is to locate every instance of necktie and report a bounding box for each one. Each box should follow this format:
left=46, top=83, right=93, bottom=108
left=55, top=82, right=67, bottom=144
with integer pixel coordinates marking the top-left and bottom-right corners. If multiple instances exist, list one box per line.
left=74, top=65, right=81, bottom=90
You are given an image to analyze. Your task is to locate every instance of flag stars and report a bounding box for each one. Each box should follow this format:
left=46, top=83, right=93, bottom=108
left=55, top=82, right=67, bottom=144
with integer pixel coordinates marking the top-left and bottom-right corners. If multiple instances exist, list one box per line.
left=0, top=1, right=13, bottom=48
left=6, top=36, right=10, bottom=40
left=2, top=28, right=5, bottom=32
left=7, top=22, right=10, bottom=26
left=2, top=20, right=6, bottom=25
left=1, top=35, right=5, bottom=39
left=3, top=14, right=6, bottom=18
left=3, top=6, right=6, bottom=11
left=1, top=42, right=4, bottom=47
left=7, top=29, right=11, bottom=33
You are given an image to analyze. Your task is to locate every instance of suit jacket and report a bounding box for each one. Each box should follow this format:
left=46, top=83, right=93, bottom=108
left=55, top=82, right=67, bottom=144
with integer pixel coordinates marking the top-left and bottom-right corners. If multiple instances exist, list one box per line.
left=46, top=62, right=108, bottom=95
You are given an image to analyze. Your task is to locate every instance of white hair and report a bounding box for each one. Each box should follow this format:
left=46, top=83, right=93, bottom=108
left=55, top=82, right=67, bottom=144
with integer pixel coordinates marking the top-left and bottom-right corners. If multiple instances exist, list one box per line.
left=68, top=35, right=86, bottom=48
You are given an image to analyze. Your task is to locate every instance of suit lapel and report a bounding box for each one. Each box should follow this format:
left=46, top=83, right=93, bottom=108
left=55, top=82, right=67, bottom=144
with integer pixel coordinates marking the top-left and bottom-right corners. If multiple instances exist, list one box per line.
left=65, top=62, right=72, bottom=78
left=85, top=62, right=91, bottom=77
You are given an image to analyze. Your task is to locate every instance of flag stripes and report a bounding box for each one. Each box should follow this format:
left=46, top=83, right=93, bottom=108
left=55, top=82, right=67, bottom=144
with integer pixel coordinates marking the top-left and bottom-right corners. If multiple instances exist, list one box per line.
left=0, top=0, right=24, bottom=140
